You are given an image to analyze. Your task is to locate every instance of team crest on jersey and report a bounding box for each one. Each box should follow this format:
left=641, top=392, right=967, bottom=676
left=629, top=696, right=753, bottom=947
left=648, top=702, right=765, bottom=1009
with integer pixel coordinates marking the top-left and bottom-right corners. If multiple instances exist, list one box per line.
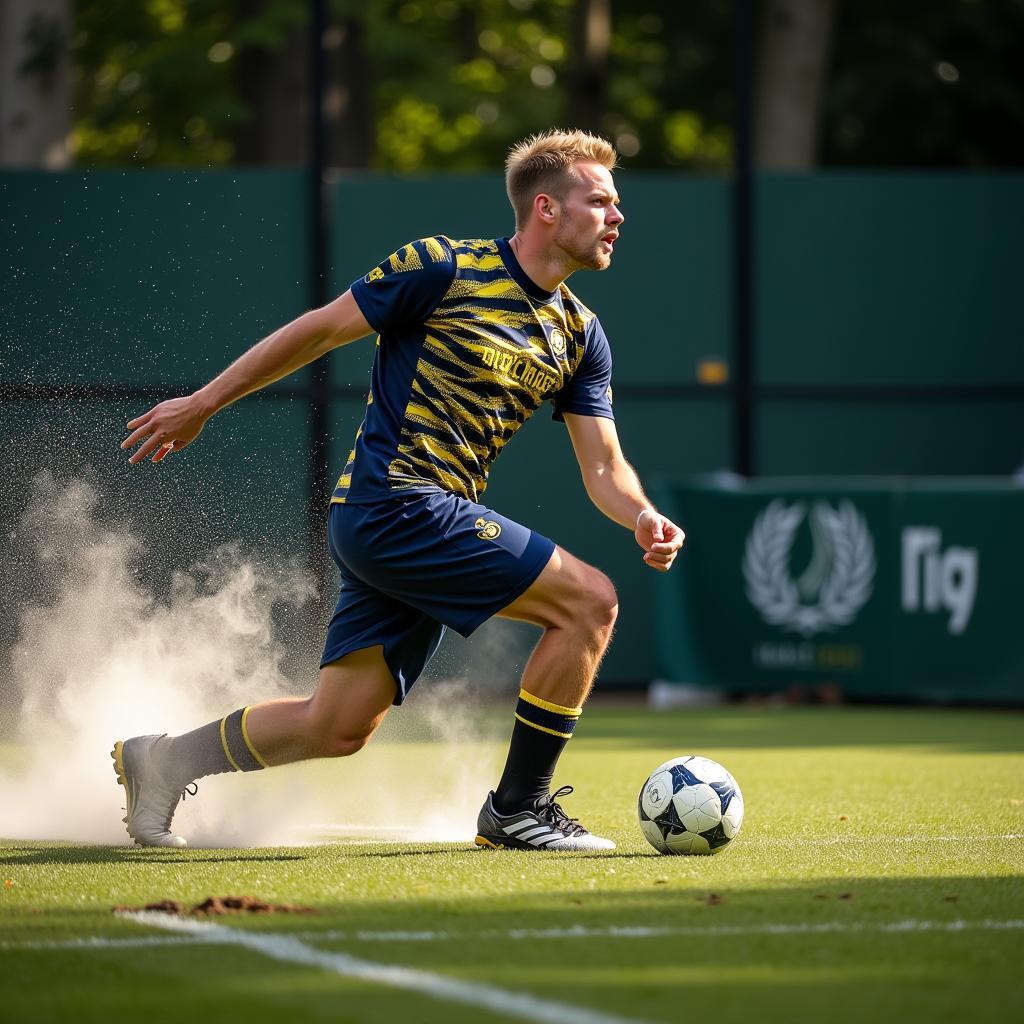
left=365, top=266, right=385, bottom=282
left=475, top=517, right=502, bottom=541
left=548, top=328, right=567, bottom=358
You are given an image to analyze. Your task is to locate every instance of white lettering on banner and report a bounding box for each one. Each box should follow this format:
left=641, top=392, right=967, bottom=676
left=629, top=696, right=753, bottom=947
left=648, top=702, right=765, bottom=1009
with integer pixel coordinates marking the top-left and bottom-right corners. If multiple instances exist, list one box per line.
left=901, top=527, right=978, bottom=635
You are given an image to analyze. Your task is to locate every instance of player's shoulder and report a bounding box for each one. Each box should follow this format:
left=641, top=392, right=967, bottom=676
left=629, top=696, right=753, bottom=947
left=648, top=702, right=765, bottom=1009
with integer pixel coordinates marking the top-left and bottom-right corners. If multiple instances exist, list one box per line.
left=362, top=236, right=455, bottom=284
left=401, top=235, right=456, bottom=266
left=443, top=236, right=506, bottom=274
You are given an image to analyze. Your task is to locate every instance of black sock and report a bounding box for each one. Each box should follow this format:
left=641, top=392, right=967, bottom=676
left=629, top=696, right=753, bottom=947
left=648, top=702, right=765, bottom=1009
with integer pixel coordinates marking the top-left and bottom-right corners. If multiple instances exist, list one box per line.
left=152, top=707, right=268, bottom=787
left=492, top=689, right=581, bottom=814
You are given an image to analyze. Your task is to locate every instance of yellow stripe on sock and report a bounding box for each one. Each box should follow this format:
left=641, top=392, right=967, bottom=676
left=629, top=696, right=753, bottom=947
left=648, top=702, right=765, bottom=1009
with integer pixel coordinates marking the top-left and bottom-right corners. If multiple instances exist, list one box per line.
left=240, top=706, right=270, bottom=769
left=514, top=712, right=575, bottom=740
left=518, top=689, right=582, bottom=718
left=219, top=717, right=243, bottom=773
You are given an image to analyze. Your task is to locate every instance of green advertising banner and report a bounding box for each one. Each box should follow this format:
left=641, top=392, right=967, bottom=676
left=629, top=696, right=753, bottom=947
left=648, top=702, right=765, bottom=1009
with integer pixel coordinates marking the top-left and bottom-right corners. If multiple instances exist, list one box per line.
left=655, top=477, right=1024, bottom=703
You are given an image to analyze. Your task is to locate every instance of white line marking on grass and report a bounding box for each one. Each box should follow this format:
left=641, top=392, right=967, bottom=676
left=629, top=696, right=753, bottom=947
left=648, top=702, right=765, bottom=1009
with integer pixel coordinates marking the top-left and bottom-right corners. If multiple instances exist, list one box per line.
left=313, top=918, right=1024, bottom=942
left=4, top=935, right=216, bottom=951
left=109, top=911, right=653, bottom=1024
left=6, top=917, right=1022, bottom=954
left=748, top=834, right=1024, bottom=845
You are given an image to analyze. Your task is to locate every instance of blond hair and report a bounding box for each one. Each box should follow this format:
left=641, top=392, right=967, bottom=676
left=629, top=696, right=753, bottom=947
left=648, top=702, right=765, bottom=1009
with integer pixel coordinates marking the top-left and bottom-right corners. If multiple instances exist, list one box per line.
left=505, top=129, right=618, bottom=228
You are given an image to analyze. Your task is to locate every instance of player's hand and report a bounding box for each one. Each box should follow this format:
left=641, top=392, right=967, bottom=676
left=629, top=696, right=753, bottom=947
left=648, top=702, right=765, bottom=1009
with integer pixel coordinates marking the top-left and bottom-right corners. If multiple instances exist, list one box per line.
left=635, top=508, right=685, bottom=572
left=121, top=395, right=208, bottom=464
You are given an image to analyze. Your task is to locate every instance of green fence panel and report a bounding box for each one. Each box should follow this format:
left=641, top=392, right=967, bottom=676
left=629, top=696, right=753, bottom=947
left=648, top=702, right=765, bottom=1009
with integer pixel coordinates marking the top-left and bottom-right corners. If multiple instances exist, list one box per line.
left=0, top=169, right=308, bottom=387
left=656, top=476, right=1024, bottom=702
left=757, top=399, right=1024, bottom=477
left=756, top=173, right=1024, bottom=387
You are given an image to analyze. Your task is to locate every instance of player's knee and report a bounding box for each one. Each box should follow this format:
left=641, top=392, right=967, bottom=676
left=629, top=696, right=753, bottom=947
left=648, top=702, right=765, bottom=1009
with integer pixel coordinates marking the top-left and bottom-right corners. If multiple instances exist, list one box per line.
left=305, top=702, right=376, bottom=758
left=579, top=569, right=618, bottom=642
left=327, top=732, right=373, bottom=758
left=314, top=727, right=374, bottom=759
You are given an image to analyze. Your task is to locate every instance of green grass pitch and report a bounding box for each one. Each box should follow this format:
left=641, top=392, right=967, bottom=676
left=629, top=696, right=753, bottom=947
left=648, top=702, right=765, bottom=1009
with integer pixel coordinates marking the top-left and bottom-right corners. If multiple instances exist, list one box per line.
left=2, top=705, right=1022, bottom=1023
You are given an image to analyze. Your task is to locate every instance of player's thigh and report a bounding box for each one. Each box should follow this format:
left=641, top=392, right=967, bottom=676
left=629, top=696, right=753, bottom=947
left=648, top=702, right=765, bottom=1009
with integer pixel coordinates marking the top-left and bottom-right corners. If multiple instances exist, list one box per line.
left=497, top=544, right=617, bottom=631
left=323, top=512, right=448, bottom=704
left=308, top=646, right=397, bottom=746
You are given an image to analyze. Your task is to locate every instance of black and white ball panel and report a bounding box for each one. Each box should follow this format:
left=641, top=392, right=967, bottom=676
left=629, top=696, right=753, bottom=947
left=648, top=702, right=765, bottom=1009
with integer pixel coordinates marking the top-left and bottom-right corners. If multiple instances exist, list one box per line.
left=637, top=755, right=744, bottom=856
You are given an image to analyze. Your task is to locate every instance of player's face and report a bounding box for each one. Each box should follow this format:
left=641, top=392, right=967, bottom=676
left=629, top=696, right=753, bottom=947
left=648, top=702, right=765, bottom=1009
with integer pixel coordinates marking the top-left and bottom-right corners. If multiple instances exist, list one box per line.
left=554, top=162, right=624, bottom=271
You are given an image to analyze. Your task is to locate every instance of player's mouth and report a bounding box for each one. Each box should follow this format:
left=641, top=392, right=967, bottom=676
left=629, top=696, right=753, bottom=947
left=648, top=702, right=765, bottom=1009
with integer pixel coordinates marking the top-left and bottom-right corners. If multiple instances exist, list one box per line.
left=600, top=232, right=618, bottom=252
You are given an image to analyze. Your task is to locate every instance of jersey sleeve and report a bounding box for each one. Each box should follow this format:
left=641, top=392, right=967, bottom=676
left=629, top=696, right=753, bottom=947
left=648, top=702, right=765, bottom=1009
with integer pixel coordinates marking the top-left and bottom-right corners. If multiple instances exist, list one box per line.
left=551, top=317, right=615, bottom=422
left=349, top=236, right=455, bottom=332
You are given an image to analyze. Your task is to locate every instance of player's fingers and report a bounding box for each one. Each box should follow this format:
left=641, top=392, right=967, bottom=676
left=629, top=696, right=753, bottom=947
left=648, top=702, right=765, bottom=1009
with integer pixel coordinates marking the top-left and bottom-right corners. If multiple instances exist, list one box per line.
left=649, top=541, right=678, bottom=554
left=643, top=555, right=670, bottom=572
left=128, top=434, right=166, bottom=464
left=121, top=423, right=153, bottom=450
left=125, top=411, right=154, bottom=430
left=151, top=442, right=174, bottom=463
left=646, top=552, right=673, bottom=566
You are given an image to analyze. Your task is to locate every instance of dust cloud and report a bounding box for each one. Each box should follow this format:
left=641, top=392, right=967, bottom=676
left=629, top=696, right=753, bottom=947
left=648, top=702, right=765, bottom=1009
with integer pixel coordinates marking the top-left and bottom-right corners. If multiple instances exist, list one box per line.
left=0, top=473, right=516, bottom=848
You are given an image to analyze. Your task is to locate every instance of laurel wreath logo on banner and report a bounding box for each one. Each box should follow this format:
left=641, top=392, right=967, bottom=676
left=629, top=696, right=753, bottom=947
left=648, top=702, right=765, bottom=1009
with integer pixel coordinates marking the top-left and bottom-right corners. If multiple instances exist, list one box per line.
left=742, top=499, right=876, bottom=637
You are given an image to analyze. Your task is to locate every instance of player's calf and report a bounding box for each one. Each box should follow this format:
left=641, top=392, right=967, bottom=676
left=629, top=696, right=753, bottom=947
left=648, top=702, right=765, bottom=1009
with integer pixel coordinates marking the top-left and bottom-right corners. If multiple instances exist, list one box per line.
left=564, top=569, right=618, bottom=681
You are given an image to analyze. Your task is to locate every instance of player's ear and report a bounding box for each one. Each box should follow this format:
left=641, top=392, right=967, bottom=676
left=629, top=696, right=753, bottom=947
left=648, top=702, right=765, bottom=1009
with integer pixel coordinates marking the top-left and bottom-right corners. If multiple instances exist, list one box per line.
left=534, top=192, right=557, bottom=225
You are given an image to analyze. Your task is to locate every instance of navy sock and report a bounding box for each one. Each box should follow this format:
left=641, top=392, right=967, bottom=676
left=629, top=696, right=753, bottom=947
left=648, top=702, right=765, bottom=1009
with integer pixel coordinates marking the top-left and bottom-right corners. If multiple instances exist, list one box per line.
left=492, top=690, right=581, bottom=814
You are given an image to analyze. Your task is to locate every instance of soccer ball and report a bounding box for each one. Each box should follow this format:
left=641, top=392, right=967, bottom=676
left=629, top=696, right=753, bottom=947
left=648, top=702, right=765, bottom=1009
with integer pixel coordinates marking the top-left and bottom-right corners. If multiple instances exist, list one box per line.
left=637, top=755, right=744, bottom=855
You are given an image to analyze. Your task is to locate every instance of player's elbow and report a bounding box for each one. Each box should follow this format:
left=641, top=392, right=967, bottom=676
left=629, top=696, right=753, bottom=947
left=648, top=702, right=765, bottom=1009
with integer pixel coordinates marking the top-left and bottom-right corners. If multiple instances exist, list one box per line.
left=580, top=459, right=613, bottom=491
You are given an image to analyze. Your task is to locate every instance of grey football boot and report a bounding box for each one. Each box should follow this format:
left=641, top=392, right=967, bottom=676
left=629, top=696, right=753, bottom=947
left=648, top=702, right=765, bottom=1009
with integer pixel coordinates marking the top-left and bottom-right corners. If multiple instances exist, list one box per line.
left=475, top=785, right=615, bottom=852
left=111, top=735, right=190, bottom=848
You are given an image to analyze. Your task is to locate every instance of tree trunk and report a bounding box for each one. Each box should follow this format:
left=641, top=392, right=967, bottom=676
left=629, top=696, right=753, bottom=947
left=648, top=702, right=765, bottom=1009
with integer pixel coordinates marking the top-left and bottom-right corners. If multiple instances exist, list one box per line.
left=233, top=1, right=308, bottom=166
left=0, top=0, right=72, bottom=168
left=755, top=0, right=837, bottom=169
left=566, top=0, right=611, bottom=135
left=327, top=16, right=373, bottom=169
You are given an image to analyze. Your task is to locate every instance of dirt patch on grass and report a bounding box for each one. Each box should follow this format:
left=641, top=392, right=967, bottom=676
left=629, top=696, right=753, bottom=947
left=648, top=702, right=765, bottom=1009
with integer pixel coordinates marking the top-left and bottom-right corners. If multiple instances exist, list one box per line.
left=114, top=895, right=315, bottom=916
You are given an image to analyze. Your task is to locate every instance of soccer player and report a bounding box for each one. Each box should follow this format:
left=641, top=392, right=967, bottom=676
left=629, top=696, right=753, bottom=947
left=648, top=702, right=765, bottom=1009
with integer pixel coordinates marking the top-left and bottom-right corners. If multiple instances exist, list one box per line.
left=116, top=129, right=684, bottom=851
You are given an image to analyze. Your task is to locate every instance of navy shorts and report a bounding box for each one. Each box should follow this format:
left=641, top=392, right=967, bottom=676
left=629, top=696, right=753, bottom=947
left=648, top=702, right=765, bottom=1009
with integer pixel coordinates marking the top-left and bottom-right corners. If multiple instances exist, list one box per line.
left=320, top=490, right=555, bottom=704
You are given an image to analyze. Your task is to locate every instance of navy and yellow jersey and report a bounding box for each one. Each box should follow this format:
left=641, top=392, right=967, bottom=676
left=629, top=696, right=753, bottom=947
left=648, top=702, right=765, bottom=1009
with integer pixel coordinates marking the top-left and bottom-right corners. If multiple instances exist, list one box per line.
left=332, top=235, right=614, bottom=505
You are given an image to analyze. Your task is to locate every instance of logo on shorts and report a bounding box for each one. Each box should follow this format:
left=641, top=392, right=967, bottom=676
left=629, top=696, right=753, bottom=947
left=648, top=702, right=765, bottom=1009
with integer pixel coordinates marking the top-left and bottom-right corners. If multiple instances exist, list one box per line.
left=475, top=517, right=502, bottom=541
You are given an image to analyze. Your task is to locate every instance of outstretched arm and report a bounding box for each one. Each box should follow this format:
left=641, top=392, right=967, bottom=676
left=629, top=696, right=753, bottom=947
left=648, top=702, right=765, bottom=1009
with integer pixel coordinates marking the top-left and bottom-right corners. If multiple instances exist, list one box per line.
left=563, top=412, right=685, bottom=572
left=122, top=289, right=373, bottom=464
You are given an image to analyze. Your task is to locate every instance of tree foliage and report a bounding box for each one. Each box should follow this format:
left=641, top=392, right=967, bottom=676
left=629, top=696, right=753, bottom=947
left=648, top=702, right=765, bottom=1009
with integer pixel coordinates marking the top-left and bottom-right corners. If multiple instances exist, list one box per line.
left=824, top=0, right=1024, bottom=167
left=73, top=0, right=241, bottom=164
left=70, top=0, right=1024, bottom=170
